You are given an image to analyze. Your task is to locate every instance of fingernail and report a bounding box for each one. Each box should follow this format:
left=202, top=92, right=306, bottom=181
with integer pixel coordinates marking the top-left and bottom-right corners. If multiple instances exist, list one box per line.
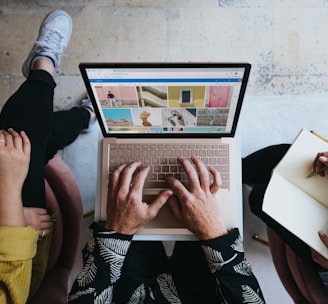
left=319, top=156, right=328, bottom=162
left=319, top=230, right=327, bottom=236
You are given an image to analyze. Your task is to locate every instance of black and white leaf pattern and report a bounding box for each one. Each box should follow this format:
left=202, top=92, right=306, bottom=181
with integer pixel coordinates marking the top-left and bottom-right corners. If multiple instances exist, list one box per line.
left=98, top=238, right=130, bottom=284
left=127, top=283, right=146, bottom=304
left=201, top=246, right=238, bottom=273
left=231, top=235, right=244, bottom=252
left=157, top=273, right=181, bottom=304
left=233, top=259, right=253, bottom=276
left=241, top=285, right=264, bottom=304
left=68, top=287, right=95, bottom=301
left=98, top=237, right=131, bottom=256
left=214, top=278, right=229, bottom=304
left=76, top=254, right=97, bottom=287
left=86, top=233, right=96, bottom=252
left=95, top=286, right=113, bottom=304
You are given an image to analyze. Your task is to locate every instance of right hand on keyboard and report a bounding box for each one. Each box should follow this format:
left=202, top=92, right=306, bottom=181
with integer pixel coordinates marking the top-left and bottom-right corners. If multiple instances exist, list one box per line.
left=166, top=156, right=228, bottom=240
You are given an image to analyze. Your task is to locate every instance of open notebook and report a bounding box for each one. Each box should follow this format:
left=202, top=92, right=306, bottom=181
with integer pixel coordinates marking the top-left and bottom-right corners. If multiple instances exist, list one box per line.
left=79, top=62, right=251, bottom=240
left=263, top=129, right=328, bottom=259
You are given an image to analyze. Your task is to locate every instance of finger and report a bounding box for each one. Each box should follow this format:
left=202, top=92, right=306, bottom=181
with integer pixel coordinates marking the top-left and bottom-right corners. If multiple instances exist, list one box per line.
left=32, top=207, right=49, bottom=215
left=40, top=214, right=52, bottom=222
left=2, top=130, right=14, bottom=148
left=318, top=155, right=328, bottom=177
left=109, top=163, right=129, bottom=196
left=318, top=231, right=328, bottom=247
left=41, top=221, right=54, bottom=230
left=209, top=166, right=222, bottom=194
left=178, top=157, right=200, bottom=190
left=147, top=189, right=172, bottom=218
left=20, top=131, right=31, bottom=157
left=319, top=155, right=328, bottom=166
left=192, top=157, right=210, bottom=190
left=8, top=128, right=23, bottom=151
left=167, top=195, right=183, bottom=222
left=39, top=227, right=52, bottom=238
left=0, top=130, right=6, bottom=146
left=119, top=161, right=142, bottom=194
left=166, top=174, right=189, bottom=199
left=130, top=165, right=150, bottom=192
left=313, top=152, right=328, bottom=174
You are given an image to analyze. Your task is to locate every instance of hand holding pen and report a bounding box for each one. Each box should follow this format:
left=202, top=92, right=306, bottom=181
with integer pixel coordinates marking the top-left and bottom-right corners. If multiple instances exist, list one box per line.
left=307, top=152, right=328, bottom=178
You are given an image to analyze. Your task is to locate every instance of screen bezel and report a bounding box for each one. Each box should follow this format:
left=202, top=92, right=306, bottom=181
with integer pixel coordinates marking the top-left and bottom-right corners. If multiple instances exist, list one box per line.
left=79, top=62, right=251, bottom=139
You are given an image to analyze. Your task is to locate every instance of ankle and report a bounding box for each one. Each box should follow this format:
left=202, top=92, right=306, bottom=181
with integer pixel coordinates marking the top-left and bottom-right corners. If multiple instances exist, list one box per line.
left=32, top=57, right=55, bottom=75
left=84, top=107, right=96, bottom=123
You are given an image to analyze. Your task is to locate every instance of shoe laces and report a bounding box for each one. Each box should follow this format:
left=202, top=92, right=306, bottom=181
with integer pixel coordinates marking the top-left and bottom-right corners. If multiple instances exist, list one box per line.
left=34, top=28, right=67, bottom=55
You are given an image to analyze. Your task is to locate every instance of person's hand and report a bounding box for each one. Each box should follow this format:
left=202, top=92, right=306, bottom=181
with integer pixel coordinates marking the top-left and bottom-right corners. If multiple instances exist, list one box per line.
left=312, top=151, right=328, bottom=177
left=166, top=156, right=228, bottom=240
left=0, top=129, right=31, bottom=226
left=0, top=129, right=31, bottom=192
left=311, top=231, right=328, bottom=269
left=23, top=207, right=53, bottom=238
left=105, top=161, right=172, bottom=235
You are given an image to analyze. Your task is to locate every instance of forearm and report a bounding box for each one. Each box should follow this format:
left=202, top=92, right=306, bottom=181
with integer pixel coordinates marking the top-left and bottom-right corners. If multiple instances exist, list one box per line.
left=69, top=222, right=133, bottom=303
left=0, top=190, right=25, bottom=226
left=200, top=228, right=265, bottom=303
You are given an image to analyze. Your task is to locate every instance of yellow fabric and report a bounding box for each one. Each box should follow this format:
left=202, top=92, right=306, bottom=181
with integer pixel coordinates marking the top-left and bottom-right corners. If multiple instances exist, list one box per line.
left=28, top=233, right=52, bottom=302
left=0, top=226, right=38, bottom=304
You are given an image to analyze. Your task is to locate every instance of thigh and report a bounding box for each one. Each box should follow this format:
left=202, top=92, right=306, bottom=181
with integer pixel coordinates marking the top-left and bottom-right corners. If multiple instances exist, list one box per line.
left=0, top=70, right=55, bottom=207
left=45, top=107, right=89, bottom=161
left=242, top=144, right=290, bottom=184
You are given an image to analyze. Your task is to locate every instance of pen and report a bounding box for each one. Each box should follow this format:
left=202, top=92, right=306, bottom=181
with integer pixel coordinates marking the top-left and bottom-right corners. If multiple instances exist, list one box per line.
left=311, top=130, right=328, bottom=143
left=307, top=166, right=326, bottom=178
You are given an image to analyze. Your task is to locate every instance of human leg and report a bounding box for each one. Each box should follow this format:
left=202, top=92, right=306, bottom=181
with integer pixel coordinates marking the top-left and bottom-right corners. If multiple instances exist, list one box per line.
left=0, top=69, right=56, bottom=208
left=0, top=9, right=72, bottom=208
left=170, top=241, right=217, bottom=304
left=45, top=107, right=90, bottom=161
left=1, top=10, right=72, bottom=300
left=242, top=144, right=290, bottom=184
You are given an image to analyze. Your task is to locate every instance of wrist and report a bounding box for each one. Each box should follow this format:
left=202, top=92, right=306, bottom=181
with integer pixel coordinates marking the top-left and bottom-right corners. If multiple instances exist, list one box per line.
left=104, top=221, right=137, bottom=235
left=196, top=226, right=228, bottom=240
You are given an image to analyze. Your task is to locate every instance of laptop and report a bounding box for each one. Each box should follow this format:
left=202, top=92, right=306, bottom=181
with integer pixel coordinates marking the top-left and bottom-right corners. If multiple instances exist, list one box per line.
left=79, top=62, right=251, bottom=240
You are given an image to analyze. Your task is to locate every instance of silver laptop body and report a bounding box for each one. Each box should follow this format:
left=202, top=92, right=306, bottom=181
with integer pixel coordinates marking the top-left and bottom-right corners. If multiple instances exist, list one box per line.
left=79, top=62, right=251, bottom=240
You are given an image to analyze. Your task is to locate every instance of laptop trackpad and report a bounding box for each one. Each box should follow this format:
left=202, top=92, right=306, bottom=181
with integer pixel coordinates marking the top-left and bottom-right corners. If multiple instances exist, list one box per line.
left=143, top=195, right=185, bottom=229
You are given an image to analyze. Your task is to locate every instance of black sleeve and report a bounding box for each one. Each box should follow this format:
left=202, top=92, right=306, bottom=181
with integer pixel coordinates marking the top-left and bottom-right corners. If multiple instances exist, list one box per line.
left=68, top=222, right=133, bottom=303
left=200, top=228, right=266, bottom=303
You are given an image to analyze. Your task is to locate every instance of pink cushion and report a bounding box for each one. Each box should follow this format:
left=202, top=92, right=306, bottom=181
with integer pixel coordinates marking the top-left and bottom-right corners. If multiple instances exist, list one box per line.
left=45, top=180, right=63, bottom=272
left=286, top=246, right=328, bottom=304
left=30, top=155, right=83, bottom=304
left=267, top=227, right=328, bottom=303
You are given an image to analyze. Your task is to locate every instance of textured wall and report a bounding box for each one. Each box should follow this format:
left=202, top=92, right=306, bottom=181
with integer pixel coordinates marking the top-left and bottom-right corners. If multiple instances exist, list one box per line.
left=1, top=0, right=328, bottom=108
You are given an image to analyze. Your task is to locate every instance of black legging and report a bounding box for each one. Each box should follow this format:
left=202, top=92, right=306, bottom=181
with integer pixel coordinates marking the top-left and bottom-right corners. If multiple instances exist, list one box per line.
left=242, top=144, right=322, bottom=270
left=0, top=70, right=89, bottom=208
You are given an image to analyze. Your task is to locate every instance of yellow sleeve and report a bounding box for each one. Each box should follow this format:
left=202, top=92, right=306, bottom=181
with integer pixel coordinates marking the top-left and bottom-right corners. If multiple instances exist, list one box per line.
left=0, top=226, right=39, bottom=304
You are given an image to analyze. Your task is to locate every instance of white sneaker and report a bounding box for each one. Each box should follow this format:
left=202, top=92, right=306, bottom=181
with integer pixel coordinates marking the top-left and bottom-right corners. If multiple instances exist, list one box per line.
left=22, top=9, right=72, bottom=77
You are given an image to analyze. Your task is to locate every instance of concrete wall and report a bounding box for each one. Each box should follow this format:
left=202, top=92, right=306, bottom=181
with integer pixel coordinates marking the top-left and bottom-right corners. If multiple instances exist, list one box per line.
left=1, top=0, right=328, bottom=109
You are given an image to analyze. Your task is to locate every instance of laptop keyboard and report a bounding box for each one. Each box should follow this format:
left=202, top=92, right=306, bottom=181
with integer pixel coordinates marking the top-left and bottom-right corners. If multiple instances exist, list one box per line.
left=108, top=143, right=230, bottom=189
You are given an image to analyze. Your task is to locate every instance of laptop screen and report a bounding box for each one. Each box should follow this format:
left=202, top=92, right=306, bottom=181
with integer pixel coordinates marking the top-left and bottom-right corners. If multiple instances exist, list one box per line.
left=79, top=63, right=251, bottom=138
